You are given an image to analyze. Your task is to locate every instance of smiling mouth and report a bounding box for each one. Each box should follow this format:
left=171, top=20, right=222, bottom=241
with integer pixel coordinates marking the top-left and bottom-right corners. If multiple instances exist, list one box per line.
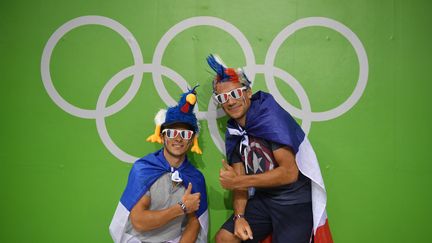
left=172, top=143, right=184, bottom=148
left=228, top=105, right=241, bottom=112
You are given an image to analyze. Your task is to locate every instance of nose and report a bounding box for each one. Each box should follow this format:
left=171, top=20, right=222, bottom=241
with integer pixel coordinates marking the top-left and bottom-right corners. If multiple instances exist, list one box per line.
left=173, top=133, right=183, bottom=141
left=226, top=95, right=237, bottom=105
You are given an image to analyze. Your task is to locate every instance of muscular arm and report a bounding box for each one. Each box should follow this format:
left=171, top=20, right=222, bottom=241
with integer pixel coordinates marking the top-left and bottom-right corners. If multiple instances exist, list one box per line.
left=232, top=162, right=248, bottom=215
left=129, top=193, right=184, bottom=232
left=232, top=162, right=254, bottom=240
left=179, top=213, right=200, bottom=243
left=233, top=146, right=299, bottom=189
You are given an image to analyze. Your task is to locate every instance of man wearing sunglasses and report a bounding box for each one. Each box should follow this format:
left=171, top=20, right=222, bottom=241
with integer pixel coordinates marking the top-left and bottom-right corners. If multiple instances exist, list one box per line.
left=110, top=88, right=208, bottom=243
left=207, top=54, right=332, bottom=243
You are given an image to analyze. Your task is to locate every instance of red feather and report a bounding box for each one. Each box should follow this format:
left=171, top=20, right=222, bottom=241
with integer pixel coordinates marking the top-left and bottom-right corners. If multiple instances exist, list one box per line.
left=224, top=68, right=240, bottom=82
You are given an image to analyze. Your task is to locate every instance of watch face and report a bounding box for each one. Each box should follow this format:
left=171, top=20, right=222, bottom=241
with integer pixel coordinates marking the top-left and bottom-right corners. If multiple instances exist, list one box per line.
left=178, top=201, right=187, bottom=213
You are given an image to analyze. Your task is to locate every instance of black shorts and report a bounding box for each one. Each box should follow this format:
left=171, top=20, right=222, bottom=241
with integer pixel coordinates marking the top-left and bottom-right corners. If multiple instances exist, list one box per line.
left=221, top=194, right=313, bottom=243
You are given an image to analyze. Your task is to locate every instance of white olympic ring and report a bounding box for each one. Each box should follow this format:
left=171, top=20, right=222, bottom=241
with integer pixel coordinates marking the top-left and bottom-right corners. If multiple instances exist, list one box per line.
left=41, top=16, right=144, bottom=119
left=41, top=15, right=369, bottom=163
left=264, top=17, right=369, bottom=122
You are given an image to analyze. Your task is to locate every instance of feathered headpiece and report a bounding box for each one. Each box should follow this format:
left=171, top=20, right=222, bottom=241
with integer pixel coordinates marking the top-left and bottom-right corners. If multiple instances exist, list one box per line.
left=162, top=85, right=199, bottom=133
left=146, top=85, right=202, bottom=154
left=206, top=54, right=251, bottom=92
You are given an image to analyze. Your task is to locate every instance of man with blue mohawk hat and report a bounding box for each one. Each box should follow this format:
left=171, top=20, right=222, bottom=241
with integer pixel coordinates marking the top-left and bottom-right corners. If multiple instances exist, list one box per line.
left=207, top=54, right=333, bottom=243
left=109, top=86, right=208, bottom=243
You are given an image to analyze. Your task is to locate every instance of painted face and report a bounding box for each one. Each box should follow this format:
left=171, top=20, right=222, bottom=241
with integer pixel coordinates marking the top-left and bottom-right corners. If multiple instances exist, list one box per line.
left=214, top=82, right=252, bottom=125
left=162, top=123, right=194, bottom=157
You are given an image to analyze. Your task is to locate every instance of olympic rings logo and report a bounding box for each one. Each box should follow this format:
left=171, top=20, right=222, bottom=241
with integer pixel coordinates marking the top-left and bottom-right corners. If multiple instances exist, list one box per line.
left=41, top=16, right=368, bottom=163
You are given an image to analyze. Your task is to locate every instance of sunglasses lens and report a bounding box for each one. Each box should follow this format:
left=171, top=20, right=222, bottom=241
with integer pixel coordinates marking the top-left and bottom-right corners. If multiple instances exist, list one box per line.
left=164, top=129, right=177, bottom=138
left=231, top=88, right=243, bottom=99
left=180, top=130, right=193, bottom=139
left=215, top=93, right=228, bottom=104
left=215, top=94, right=223, bottom=104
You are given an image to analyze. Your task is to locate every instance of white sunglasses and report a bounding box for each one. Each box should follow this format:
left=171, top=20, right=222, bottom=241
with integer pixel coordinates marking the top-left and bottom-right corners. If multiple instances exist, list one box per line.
left=162, top=129, right=194, bottom=140
left=213, top=87, right=248, bottom=104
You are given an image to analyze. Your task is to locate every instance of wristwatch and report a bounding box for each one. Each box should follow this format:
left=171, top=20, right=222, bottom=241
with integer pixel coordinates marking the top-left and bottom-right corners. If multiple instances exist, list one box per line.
left=233, top=214, right=245, bottom=221
left=177, top=201, right=187, bottom=214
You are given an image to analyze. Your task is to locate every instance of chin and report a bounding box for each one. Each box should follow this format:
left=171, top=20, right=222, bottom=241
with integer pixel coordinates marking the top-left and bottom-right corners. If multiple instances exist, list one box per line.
left=169, top=147, right=187, bottom=155
left=228, top=112, right=243, bottom=120
left=227, top=107, right=245, bottom=118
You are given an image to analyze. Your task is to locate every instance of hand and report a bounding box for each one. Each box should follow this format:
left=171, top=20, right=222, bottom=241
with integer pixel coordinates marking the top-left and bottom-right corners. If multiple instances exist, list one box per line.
left=219, top=159, right=237, bottom=190
left=234, top=217, right=253, bottom=240
left=181, top=183, right=201, bottom=213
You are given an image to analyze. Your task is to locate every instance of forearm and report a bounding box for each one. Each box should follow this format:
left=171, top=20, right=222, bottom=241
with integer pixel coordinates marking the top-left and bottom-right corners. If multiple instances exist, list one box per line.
left=231, top=163, right=248, bottom=214
left=233, top=189, right=253, bottom=241
left=180, top=214, right=200, bottom=243
left=131, top=204, right=184, bottom=232
left=234, top=166, right=298, bottom=189
left=233, top=188, right=248, bottom=215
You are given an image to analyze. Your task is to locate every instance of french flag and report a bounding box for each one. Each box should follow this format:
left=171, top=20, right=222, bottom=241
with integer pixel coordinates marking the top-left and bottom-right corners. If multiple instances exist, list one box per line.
left=109, top=149, right=208, bottom=243
left=226, top=91, right=333, bottom=243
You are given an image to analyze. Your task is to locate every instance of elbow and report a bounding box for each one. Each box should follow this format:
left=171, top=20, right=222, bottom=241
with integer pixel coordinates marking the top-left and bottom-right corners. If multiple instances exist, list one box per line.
left=190, top=215, right=200, bottom=227
left=279, top=168, right=298, bottom=185
left=130, top=215, right=151, bottom=232
left=131, top=220, right=146, bottom=232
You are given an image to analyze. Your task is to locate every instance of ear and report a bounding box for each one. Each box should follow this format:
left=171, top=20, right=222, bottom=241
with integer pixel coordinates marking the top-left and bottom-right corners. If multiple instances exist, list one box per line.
left=246, top=88, right=252, bottom=99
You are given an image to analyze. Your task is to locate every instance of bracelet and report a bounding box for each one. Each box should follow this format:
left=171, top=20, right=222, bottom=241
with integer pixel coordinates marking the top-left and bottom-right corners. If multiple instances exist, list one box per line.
left=177, top=201, right=187, bottom=214
left=233, top=214, right=245, bottom=221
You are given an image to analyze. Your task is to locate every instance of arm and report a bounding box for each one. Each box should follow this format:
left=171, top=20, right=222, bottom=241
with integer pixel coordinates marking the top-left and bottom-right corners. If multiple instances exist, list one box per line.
left=129, top=194, right=184, bottom=232
left=231, top=162, right=248, bottom=216
left=130, top=183, right=200, bottom=232
left=179, top=213, right=200, bottom=243
left=219, top=161, right=253, bottom=240
left=232, top=162, right=254, bottom=240
left=220, top=146, right=299, bottom=190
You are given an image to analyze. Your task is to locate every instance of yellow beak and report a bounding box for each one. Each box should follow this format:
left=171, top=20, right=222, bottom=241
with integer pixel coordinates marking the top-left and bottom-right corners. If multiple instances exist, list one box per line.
left=186, top=93, right=197, bottom=105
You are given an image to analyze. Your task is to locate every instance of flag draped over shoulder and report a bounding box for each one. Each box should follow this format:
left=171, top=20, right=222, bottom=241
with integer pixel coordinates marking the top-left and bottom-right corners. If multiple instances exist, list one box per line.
left=225, top=91, right=333, bottom=243
left=109, top=149, right=208, bottom=243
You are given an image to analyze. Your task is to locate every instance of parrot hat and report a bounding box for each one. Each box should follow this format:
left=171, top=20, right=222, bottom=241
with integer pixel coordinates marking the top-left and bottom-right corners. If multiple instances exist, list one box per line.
left=161, top=85, right=199, bottom=133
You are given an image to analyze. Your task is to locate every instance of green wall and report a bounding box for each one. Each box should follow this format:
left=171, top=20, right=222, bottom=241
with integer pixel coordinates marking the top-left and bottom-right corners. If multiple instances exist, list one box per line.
left=1, top=0, right=431, bottom=242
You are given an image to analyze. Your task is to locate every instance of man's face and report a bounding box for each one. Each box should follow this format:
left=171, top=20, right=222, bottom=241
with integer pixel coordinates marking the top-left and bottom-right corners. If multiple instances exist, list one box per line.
left=215, top=82, right=252, bottom=122
left=162, top=123, right=194, bottom=157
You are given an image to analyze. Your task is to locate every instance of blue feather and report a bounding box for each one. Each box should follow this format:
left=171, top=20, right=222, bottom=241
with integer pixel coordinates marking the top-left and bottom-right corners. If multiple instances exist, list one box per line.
left=206, top=54, right=230, bottom=81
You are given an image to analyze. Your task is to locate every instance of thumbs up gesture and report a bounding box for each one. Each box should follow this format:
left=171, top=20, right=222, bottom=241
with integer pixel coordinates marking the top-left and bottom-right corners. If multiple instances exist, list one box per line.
left=219, top=159, right=238, bottom=190
left=181, top=183, right=201, bottom=213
